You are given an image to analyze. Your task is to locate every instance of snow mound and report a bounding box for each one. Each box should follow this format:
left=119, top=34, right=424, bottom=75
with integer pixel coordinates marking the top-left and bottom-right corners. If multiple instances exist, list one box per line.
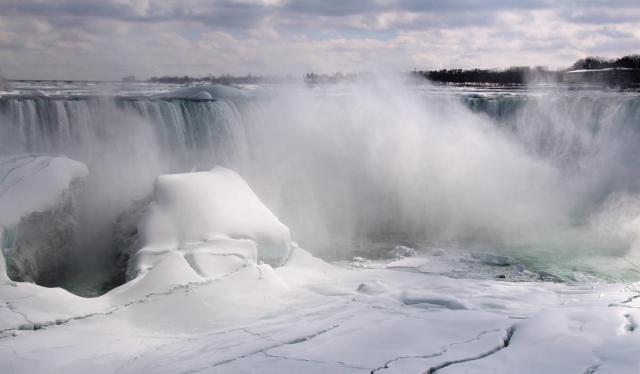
left=0, top=155, right=88, bottom=285
left=401, top=290, right=469, bottom=310
left=126, top=167, right=292, bottom=280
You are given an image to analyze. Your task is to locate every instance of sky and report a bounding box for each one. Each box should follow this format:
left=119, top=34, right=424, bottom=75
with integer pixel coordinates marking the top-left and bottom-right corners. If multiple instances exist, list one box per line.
left=0, top=0, right=639, bottom=80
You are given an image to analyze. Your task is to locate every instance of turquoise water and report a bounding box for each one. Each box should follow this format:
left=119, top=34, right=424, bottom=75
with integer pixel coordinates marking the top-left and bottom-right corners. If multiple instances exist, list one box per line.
left=497, top=245, right=640, bottom=283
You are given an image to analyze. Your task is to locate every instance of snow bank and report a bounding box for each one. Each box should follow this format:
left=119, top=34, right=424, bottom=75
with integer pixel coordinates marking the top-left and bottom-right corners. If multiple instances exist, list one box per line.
left=126, top=167, right=292, bottom=280
left=0, top=155, right=88, bottom=284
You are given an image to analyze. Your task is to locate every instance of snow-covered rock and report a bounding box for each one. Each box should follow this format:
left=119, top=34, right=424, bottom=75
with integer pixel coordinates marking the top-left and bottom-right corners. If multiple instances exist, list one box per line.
left=125, top=167, right=292, bottom=280
left=0, top=155, right=88, bottom=285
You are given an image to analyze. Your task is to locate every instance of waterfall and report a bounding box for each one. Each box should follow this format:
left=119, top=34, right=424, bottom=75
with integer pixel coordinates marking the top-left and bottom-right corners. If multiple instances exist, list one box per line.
left=3, top=92, right=638, bottom=172
left=0, top=97, right=248, bottom=170
left=2, top=86, right=640, bottom=289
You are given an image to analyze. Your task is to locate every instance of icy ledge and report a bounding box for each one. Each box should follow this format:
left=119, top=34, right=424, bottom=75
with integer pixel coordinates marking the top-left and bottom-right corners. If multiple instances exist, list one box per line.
left=0, top=155, right=88, bottom=285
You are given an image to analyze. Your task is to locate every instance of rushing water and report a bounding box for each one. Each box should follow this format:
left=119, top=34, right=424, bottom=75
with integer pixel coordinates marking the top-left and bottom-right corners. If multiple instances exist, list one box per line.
left=2, top=81, right=640, bottom=289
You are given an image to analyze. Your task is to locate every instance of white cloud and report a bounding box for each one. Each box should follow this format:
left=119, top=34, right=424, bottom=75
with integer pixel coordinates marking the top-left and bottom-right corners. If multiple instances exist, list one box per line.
left=0, top=0, right=638, bottom=79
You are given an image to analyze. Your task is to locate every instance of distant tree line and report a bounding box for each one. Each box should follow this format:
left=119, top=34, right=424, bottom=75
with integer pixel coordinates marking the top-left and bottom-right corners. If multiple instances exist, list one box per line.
left=414, top=54, right=640, bottom=88
left=303, top=72, right=361, bottom=84
left=140, top=54, right=640, bottom=88
left=418, top=67, right=532, bottom=85
left=413, top=66, right=565, bottom=85
left=145, top=72, right=364, bottom=86
left=147, top=74, right=297, bottom=85
left=571, top=55, right=640, bottom=70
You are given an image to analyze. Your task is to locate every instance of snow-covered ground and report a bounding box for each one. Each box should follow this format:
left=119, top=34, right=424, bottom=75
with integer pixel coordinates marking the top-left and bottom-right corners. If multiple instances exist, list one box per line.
left=1, top=158, right=640, bottom=373
left=2, top=249, right=640, bottom=373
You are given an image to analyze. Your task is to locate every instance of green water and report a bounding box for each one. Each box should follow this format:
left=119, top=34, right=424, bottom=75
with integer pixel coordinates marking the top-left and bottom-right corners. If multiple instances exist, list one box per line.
left=497, top=244, right=640, bottom=283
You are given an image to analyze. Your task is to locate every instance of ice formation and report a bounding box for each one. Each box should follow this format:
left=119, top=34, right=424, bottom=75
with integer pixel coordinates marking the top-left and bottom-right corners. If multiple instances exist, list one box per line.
left=0, top=155, right=88, bottom=285
left=123, top=167, right=292, bottom=280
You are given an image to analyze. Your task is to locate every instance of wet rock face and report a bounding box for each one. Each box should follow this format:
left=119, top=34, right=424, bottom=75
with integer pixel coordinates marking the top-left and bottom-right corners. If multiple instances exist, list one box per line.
left=111, top=197, right=150, bottom=279
left=5, top=178, right=84, bottom=286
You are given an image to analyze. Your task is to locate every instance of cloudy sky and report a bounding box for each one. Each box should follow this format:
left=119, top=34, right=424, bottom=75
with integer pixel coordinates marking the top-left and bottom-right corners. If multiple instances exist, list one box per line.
left=1, top=0, right=639, bottom=80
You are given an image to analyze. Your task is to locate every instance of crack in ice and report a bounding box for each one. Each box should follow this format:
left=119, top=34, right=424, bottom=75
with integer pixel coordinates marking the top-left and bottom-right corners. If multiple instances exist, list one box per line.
left=424, top=325, right=516, bottom=374
left=370, top=327, right=506, bottom=373
left=261, top=350, right=369, bottom=370
left=0, top=265, right=250, bottom=339
left=179, top=322, right=347, bottom=373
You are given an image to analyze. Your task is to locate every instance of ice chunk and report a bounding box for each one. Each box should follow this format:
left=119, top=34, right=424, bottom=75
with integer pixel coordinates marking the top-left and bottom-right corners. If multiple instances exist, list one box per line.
left=126, top=167, right=292, bottom=279
left=357, top=281, right=390, bottom=295
left=392, top=245, right=417, bottom=258
left=387, top=256, right=430, bottom=269
left=0, top=155, right=88, bottom=285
